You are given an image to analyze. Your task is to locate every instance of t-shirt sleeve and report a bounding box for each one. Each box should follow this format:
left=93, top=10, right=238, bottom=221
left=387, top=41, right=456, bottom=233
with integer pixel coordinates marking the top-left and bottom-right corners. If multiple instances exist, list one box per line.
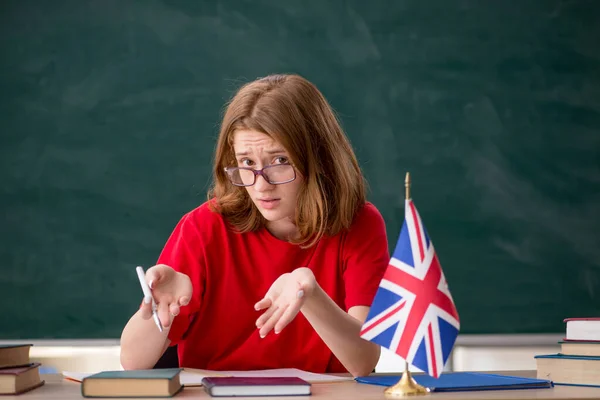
left=343, top=203, right=390, bottom=310
left=156, top=211, right=206, bottom=346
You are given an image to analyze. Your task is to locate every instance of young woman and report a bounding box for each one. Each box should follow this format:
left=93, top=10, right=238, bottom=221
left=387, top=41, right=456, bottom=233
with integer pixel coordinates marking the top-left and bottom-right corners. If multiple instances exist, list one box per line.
left=120, top=74, right=389, bottom=377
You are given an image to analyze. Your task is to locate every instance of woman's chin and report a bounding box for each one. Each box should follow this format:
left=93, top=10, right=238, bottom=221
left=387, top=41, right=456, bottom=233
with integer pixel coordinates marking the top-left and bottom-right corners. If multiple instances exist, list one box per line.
left=258, top=209, right=284, bottom=221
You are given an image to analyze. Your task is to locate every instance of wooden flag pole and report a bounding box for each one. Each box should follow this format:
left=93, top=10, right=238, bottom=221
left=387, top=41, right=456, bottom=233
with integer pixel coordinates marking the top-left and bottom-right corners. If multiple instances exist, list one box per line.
left=383, top=172, right=430, bottom=398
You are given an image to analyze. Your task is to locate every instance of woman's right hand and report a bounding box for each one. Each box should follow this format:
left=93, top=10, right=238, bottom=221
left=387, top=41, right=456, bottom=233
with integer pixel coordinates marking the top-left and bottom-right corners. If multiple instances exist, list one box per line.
left=140, top=264, right=193, bottom=328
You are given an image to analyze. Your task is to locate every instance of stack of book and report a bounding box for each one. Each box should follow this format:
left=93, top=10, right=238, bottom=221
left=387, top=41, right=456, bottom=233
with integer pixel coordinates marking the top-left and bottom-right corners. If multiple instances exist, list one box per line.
left=535, top=318, right=600, bottom=387
left=0, top=344, right=45, bottom=395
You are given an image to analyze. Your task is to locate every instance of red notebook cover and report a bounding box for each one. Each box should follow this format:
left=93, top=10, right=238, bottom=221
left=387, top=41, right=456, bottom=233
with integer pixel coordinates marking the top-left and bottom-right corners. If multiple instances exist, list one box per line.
left=564, top=318, right=600, bottom=322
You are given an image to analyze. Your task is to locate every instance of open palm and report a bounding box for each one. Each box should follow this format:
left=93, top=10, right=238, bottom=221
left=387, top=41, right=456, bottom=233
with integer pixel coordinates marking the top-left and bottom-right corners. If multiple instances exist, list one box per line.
left=254, top=267, right=316, bottom=337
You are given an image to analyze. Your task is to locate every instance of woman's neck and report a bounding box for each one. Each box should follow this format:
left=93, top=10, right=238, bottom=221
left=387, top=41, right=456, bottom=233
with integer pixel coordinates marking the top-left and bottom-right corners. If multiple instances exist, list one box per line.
left=265, top=218, right=299, bottom=241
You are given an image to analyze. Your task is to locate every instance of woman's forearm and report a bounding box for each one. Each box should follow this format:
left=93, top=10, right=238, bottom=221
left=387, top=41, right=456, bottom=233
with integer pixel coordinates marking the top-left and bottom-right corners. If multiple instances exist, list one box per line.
left=120, top=310, right=172, bottom=370
left=300, top=285, right=380, bottom=377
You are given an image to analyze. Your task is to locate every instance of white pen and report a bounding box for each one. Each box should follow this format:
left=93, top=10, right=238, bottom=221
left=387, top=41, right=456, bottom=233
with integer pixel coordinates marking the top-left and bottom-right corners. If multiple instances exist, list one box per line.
left=136, top=266, right=164, bottom=333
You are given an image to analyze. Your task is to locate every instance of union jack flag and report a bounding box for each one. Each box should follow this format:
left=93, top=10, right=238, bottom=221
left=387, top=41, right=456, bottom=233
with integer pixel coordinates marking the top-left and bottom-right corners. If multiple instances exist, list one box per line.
left=360, top=199, right=460, bottom=378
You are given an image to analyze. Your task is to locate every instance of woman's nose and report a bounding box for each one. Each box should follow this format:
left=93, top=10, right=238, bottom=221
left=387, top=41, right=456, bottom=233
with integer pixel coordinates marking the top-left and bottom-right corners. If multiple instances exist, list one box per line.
left=253, top=173, right=274, bottom=191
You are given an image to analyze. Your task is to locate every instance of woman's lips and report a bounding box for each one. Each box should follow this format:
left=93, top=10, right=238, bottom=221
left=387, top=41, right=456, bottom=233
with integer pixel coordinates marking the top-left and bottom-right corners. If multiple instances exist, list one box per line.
left=258, top=199, right=280, bottom=209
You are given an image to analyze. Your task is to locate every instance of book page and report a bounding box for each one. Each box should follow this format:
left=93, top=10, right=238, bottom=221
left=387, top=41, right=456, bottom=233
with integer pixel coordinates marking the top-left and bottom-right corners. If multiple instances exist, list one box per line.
left=64, top=367, right=351, bottom=387
left=181, top=368, right=351, bottom=386
left=180, top=368, right=228, bottom=386
left=62, top=369, right=218, bottom=387
left=62, top=371, right=91, bottom=382
left=216, top=368, right=351, bottom=383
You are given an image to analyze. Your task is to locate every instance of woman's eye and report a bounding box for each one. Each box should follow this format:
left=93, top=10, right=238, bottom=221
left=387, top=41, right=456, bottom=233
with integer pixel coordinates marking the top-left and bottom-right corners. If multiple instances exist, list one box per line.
left=274, top=156, right=288, bottom=164
left=240, top=159, right=254, bottom=167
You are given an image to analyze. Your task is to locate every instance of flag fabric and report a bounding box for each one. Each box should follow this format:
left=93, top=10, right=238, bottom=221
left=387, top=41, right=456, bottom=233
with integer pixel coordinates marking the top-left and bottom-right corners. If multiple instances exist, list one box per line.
left=360, top=199, right=460, bottom=378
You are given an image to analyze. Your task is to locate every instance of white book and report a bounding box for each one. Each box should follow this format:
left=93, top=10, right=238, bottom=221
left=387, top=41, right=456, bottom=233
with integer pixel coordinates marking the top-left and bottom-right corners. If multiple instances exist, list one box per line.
left=565, top=318, right=600, bottom=341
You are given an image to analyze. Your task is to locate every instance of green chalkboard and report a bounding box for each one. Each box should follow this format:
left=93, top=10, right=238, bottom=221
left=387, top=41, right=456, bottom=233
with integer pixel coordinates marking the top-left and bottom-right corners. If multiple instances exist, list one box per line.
left=1, top=0, right=599, bottom=339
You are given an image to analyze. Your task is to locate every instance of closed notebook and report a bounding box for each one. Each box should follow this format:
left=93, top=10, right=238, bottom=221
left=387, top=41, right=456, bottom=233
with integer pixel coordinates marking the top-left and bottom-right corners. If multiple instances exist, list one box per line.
left=202, top=377, right=311, bottom=397
left=0, top=344, right=32, bottom=369
left=356, top=372, right=552, bottom=392
left=0, top=363, right=45, bottom=395
left=81, top=368, right=183, bottom=398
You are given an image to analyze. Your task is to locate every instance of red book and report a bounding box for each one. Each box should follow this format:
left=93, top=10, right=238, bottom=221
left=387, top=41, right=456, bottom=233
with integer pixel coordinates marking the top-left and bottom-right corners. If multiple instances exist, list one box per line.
left=564, top=318, right=600, bottom=342
left=0, top=363, right=45, bottom=395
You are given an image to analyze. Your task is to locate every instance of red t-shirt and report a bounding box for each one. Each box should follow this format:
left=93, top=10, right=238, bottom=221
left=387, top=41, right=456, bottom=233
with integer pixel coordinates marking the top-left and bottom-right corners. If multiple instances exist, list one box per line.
left=157, top=201, right=389, bottom=373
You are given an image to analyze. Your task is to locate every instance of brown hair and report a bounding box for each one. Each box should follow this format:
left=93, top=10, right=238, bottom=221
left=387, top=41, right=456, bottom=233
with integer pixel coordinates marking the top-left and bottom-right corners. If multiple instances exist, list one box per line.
left=209, top=74, right=366, bottom=247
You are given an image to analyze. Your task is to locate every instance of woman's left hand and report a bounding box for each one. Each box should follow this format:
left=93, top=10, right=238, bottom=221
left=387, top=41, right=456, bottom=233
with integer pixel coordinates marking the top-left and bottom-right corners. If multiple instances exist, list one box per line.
left=254, top=267, right=317, bottom=338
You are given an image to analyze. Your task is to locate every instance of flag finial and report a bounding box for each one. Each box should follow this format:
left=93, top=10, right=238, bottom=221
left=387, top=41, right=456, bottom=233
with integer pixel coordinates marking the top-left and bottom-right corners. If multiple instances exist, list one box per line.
left=405, top=172, right=411, bottom=200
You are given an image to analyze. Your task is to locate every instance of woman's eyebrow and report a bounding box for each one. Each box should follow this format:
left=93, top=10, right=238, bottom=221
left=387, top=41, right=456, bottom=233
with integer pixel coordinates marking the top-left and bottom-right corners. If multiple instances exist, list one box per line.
left=265, top=148, right=286, bottom=154
left=234, top=148, right=286, bottom=157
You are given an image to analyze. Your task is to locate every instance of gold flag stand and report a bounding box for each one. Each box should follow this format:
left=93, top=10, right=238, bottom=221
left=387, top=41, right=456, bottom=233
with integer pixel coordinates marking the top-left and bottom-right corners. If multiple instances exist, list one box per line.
left=384, top=172, right=430, bottom=398
left=384, top=361, right=430, bottom=397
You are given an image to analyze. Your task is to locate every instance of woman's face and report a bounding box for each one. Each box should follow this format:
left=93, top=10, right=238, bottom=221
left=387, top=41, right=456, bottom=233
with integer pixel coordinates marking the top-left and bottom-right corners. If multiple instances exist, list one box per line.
left=231, top=130, right=303, bottom=237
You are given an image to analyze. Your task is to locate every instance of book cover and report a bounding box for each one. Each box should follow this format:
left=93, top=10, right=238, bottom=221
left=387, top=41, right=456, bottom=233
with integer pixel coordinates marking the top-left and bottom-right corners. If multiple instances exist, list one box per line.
left=202, top=377, right=311, bottom=397
left=536, top=354, right=600, bottom=360
left=535, top=353, right=600, bottom=387
left=564, top=318, right=600, bottom=322
left=563, top=318, right=600, bottom=341
left=0, top=363, right=39, bottom=375
left=0, top=344, right=32, bottom=369
left=0, top=363, right=45, bottom=395
left=356, top=372, right=552, bottom=392
left=81, top=368, right=183, bottom=398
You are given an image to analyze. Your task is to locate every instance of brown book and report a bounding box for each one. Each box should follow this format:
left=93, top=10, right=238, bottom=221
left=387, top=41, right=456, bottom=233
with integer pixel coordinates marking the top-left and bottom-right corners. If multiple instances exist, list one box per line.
left=0, top=345, right=32, bottom=369
left=560, top=340, right=600, bottom=357
left=0, top=363, right=45, bottom=395
left=81, top=368, right=183, bottom=398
